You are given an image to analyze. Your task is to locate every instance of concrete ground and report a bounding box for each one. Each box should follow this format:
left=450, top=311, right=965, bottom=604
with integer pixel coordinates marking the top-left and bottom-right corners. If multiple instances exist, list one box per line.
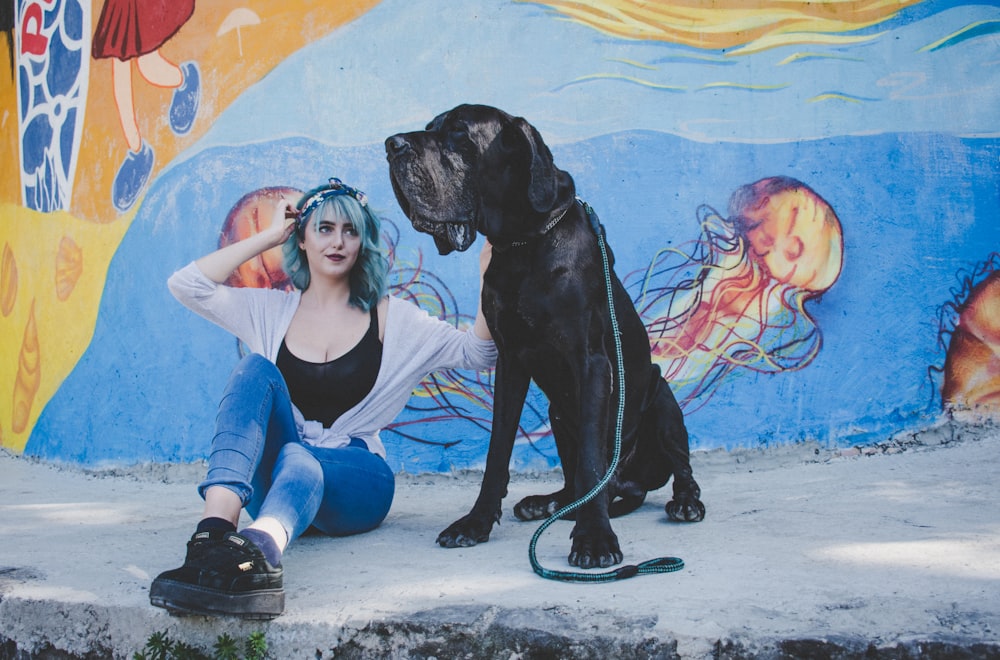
left=1, top=418, right=998, bottom=659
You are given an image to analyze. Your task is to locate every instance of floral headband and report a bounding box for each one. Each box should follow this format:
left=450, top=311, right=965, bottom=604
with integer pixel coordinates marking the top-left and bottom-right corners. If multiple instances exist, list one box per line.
left=297, top=177, right=369, bottom=223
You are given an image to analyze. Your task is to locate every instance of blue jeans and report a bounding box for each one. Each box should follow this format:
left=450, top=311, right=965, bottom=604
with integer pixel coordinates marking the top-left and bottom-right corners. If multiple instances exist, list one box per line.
left=198, top=354, right=395, bottom=543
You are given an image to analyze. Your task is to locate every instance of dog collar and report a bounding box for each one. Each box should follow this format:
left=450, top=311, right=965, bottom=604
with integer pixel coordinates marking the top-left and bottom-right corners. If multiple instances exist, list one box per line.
left=498, top=200, right=575, bottom=251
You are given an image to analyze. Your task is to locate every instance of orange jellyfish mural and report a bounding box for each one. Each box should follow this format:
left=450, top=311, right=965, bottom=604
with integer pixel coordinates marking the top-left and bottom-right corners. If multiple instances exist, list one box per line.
left=218, top=187, right=302, bottom=290
left=629, top=176, right=844, bottom=413
left=937, top=255, right=1000, bottom=415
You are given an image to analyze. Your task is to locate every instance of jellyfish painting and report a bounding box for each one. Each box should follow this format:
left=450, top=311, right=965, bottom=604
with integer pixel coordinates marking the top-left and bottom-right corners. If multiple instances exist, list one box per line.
left=934, top=253, right=1000, bottom=416
left=628, top=176, right=844, bottom=413
left=219, top=187, right=301, bottom=290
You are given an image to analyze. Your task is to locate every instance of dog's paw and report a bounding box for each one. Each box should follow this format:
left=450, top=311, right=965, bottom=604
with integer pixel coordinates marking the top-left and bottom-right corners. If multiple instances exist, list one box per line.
left=568, top=529, right=623, bottom=569
left=666, top=477, right=706, bottom=522
left=513, top=494, right=564, bottom=521
left=436, top=514, right=494, bottom=548
left=665, top=494, right=706, bottom=522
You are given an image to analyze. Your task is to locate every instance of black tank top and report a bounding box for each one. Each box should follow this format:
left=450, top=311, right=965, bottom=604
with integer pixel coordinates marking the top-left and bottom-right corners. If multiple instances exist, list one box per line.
left=276, top=306, right=383, bottom=428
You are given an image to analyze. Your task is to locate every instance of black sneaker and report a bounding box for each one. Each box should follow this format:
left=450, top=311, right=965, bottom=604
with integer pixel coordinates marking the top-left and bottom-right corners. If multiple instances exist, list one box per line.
left=149, top=530, right=284, bottom=620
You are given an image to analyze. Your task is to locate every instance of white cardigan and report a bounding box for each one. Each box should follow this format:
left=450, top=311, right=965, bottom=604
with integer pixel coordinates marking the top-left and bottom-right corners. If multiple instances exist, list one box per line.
left=167, top=262, right=496, bottom=458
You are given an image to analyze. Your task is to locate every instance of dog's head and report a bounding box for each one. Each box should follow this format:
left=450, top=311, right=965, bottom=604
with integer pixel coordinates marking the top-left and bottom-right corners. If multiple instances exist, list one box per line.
left=385, top=104, right=574, bottom=254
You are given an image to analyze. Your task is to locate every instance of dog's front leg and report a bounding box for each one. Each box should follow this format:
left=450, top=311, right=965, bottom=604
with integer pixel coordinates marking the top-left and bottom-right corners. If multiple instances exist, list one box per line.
left=568, top=354, right=623, bottom=569
left=513, top=410, right=576, bottom=521
left=436, top=355, right=531, bottom=548
left=656, top=383, right=707, bottom=523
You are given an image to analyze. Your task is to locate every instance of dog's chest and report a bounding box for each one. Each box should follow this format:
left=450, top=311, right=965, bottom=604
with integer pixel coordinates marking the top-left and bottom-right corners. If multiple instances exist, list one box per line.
left=483, top=256, right=598, bottom=361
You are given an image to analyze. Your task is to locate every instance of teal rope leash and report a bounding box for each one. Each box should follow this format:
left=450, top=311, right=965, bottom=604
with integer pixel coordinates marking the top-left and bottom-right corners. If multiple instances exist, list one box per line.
left=527, top=200, right=684, bottom=583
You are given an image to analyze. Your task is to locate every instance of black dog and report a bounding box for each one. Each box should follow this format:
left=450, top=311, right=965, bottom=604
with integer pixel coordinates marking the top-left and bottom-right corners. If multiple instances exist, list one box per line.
left=385, top=104, right=704, bottom=569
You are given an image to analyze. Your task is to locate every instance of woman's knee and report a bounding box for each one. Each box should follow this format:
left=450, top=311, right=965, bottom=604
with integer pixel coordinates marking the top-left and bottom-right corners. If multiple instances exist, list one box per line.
left=219, top=354, right=289, bottom=417
left=253, top=443, right=325, bottom=539
left=312, top=450, right=396, bottom=536
left=276, top=442, right=324, bottom=482
left=228, top=353, right=281, bottom=388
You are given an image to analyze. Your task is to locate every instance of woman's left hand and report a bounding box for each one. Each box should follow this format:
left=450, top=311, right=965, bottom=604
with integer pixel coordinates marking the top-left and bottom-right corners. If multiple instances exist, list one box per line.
left=473, top=240, right=494, bottom=340
left=479, top=239, right=493, bottom=278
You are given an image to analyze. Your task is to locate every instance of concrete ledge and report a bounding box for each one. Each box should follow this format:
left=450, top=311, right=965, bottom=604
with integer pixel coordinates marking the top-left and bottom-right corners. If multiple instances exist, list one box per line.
left=2, top=419, right=999, bottom=659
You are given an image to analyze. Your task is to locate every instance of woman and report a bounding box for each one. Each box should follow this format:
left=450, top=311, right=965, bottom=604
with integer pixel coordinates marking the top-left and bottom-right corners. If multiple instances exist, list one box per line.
left=150, top=178, right=495, bottom=619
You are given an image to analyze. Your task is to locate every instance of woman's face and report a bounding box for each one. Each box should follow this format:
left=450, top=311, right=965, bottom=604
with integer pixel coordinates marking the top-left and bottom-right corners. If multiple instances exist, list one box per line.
left=740, top=187, right=842, bottom=292
left=299, top=209, right=362, bottom=281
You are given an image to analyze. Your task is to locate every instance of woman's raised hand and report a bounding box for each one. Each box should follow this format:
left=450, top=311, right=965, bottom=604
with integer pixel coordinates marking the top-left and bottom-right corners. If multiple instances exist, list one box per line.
left=269, top=197, right=299, bottom=247
left=194, top=196, right=300, bottom=283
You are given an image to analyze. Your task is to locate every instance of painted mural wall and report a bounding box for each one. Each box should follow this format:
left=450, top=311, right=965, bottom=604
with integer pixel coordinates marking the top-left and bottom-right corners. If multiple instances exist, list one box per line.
left=1, top=0, right=997, bottom=472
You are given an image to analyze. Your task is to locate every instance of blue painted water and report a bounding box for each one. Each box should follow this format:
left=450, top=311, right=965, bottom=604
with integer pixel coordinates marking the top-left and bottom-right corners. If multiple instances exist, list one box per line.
left=27, top=129, right=999, bottom=469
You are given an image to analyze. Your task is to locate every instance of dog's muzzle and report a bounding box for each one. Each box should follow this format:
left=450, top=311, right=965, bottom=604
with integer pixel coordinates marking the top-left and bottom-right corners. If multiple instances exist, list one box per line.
left=385, top=135, right=477, bottom=254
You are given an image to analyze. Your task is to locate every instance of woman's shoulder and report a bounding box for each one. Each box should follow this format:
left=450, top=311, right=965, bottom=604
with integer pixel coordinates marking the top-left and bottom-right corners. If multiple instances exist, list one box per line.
left=385, top=294, right=443, bottom=323
left=384, top=295, right=474, bottom=347
left=385, top=294, right=418, bottom=315
left=385, top=294, right=444, bottom=333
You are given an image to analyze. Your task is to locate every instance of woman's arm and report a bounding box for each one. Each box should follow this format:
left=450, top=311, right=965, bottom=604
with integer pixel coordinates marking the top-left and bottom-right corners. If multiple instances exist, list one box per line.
left=472, top=240, right=493, bottom=340
left=195, top=197, right=297, bottom=283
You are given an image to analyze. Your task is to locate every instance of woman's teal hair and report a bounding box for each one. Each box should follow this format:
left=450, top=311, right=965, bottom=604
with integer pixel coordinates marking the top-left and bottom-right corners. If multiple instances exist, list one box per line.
left=281, top=179, right=389, bottom=311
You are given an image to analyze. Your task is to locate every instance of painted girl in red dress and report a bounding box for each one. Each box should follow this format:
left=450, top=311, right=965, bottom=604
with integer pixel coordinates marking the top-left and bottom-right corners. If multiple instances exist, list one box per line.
left=92, top=0, right=201, bottom=212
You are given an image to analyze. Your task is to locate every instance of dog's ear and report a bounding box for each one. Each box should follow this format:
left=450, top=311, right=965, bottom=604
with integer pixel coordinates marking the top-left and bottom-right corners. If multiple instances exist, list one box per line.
left=504, top=117, right=560, bottom=213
